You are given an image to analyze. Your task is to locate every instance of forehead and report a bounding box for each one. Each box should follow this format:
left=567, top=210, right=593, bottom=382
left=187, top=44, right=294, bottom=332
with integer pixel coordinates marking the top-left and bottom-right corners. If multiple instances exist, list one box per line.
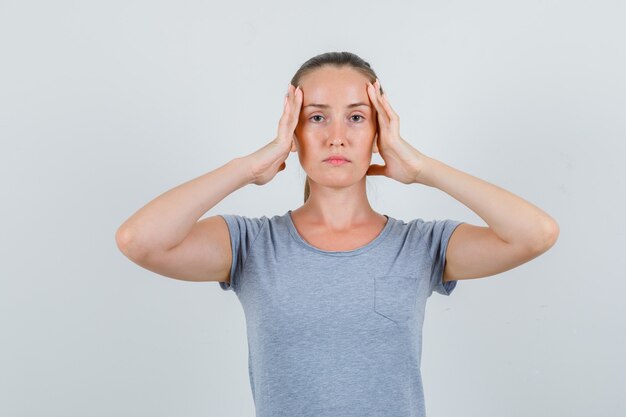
left=299, top=66, right=370, bottom=104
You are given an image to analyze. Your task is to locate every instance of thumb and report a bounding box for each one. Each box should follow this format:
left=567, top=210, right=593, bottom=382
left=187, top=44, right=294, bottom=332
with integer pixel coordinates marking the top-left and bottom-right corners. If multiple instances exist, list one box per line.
left=367, top=164, right=386, bottom=176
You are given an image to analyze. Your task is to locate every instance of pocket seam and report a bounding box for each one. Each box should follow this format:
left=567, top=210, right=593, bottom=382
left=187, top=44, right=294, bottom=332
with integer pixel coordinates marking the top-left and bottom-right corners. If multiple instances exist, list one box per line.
left=373, top=275, right=419, bottom=323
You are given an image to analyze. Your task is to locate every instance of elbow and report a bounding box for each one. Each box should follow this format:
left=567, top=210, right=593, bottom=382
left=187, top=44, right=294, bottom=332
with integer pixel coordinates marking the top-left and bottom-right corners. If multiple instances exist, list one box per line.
left=544, top=218, right=560, bottom=248
left=115, top=227, right=132, bottom=252
left=531, top=219, right=560, bottom=253
left=115, top=227, right=146, bottom=259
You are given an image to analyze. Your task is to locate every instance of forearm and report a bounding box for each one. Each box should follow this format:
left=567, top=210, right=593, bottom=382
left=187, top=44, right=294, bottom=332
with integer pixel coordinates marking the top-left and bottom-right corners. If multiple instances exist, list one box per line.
left=417, top=156, right=559, bottom=249
left=116, top=157, right=253, bottom=255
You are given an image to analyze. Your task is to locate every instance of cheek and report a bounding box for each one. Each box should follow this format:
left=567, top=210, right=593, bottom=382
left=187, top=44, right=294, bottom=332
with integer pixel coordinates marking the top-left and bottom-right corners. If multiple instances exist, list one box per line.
left=296, top=125, right=324, bottom=145
left=358, top=123, right=377, bottom=141
left=295, top=120, right=317, bottom=138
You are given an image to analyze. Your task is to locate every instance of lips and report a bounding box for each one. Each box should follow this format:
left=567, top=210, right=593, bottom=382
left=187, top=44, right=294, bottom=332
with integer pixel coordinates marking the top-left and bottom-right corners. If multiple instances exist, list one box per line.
left=324, top=155, right=350, bottom=162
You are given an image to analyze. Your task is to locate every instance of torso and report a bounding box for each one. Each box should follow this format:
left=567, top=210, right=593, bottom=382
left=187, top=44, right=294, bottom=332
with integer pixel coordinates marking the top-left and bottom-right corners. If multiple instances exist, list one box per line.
left=290, top=210, right=388, bottom=252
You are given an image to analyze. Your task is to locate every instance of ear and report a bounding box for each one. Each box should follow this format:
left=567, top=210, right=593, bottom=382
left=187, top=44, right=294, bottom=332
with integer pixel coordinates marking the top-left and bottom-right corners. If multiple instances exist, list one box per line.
left=291, top=135, right=298, bottom=153
left=372, top=133, right=379, bottom=154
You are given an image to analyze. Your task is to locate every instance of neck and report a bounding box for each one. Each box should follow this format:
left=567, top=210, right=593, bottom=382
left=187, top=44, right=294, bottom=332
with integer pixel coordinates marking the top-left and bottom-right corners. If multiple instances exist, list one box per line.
left=296, top=180, right=380, bottom=231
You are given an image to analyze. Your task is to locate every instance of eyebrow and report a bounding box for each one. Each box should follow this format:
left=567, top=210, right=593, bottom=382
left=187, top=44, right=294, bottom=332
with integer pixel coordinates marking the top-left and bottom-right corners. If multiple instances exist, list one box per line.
left=303, top=102, right=370, bottom=109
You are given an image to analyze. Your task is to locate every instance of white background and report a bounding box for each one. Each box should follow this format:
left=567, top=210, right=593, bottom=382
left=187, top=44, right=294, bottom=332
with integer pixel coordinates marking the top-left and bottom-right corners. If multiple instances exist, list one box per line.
left=1, top=0, right=624, bottom=416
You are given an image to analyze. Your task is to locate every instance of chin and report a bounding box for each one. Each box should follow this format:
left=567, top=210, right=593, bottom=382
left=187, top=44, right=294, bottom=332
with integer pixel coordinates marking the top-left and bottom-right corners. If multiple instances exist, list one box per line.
left=308, top=172, right=367, bottom=187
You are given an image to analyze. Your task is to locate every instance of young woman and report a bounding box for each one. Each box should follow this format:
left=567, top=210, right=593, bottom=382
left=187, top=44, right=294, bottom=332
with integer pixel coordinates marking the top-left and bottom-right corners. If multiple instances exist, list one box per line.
left=116, top=52, right=559, bottom=417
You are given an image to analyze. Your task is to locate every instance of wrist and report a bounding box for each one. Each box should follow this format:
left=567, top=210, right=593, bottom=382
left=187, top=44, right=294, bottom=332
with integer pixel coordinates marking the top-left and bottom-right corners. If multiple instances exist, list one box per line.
left=228, top=156, right=256, bottom=187
left=414, top=155, right=442, bottom=188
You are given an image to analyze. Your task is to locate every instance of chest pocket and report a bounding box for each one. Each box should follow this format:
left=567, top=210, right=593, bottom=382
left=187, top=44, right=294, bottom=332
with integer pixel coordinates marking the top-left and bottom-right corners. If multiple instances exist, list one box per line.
left=374, top=275, right=420, bottom=323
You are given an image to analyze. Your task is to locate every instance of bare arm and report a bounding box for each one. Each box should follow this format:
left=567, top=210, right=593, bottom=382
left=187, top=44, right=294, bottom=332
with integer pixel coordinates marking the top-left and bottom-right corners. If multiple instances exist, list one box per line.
left=416, top=157, right=560, bottom=282
left=115, top=84, right=303, bottom=282
left=115, top=158, right=253, bottom=258
left=114, top=157, right=255, bottom=283
left=363, top=79, right=558, bottom=283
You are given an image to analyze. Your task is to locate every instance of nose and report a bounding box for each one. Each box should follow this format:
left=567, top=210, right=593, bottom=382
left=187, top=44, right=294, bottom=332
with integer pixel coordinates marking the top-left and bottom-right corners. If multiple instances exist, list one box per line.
left=327, top=122, right=345, bottom=147
left=330, top=137, right=343, bottom=147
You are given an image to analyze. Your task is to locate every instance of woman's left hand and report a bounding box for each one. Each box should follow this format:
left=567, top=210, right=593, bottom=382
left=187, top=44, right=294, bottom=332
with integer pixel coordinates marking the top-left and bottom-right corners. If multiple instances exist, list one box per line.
left=366, top=79, right=429, bottom=185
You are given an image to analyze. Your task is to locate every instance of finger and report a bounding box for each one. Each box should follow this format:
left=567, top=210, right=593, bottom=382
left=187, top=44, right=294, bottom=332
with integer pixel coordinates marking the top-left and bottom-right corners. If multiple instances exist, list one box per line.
left=278, top=105, right=288, bottom=130
left=366, top=163, right=387, bottom=176
left=285, top=84, right=295, bottom=112
left=374, top=79, right=388, bottom=110
left=281, top=86, right=290, bottom=116
left=375, top=78, right=383, bottom=95
left=278, top=85, right=303, bottom=146
left=289, top=85, right=302, bottom=132
left=367, top=82, right=389, bottom=127
left=378, top=88, right=399, bottom=126
left=277, top=85, right=294, bottom=136
left=286, top=84, right=296, bottom=118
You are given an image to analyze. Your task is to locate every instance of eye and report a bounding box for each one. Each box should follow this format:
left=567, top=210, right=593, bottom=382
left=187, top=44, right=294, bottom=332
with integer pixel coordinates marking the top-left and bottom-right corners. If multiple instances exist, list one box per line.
left=310, top=115, right=324, bottom=122
left=351, top=115, right=365, bottom=122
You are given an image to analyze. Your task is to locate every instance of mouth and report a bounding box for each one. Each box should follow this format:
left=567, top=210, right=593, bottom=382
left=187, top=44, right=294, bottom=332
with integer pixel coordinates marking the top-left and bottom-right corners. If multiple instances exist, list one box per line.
left=324, top=158, right=350, bottom=166
left=323, top=156, right=350, bottom=162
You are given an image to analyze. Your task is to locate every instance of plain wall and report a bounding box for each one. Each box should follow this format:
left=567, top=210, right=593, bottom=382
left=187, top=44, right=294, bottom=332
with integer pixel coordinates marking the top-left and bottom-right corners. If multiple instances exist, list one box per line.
left=1, top=0, right=624, bottom=416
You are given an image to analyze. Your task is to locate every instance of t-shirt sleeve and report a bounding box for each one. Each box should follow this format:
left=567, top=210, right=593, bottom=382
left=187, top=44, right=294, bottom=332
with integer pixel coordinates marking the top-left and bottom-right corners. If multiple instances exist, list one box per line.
left=423, top=219, right=465, bottom=297
left=216, top=214, right=266, bottom=293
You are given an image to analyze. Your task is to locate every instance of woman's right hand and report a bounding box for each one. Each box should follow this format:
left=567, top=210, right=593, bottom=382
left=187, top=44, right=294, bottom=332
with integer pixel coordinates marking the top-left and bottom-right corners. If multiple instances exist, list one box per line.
left=243, top=84, right=303, bottom=186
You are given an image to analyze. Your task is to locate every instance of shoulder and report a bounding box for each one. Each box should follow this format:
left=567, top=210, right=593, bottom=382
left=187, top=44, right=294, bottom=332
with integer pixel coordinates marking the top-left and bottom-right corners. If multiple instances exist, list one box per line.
left=393, top=217, right=463, bottom=251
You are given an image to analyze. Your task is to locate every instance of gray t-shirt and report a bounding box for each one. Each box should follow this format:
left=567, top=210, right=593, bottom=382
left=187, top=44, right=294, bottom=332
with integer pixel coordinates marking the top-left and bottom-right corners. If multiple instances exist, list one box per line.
left=217, top=210, right=464, bottom=417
